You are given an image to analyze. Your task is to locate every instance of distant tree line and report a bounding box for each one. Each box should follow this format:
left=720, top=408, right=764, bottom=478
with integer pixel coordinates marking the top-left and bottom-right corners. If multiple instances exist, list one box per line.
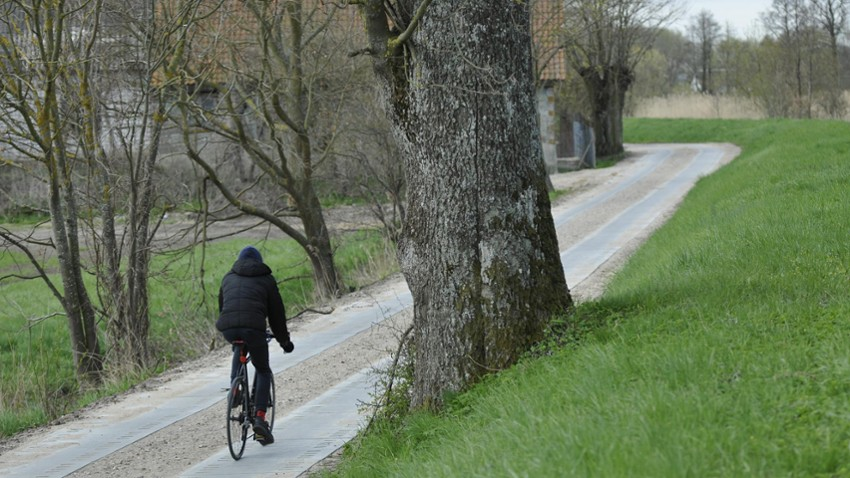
left=629, top=0, right=850, bottom=118
left=547, top=0, right=850, bottom=158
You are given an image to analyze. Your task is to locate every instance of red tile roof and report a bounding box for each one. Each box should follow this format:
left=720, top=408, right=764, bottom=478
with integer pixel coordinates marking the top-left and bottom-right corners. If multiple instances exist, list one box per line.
left=159, top=0, right=362, bottom=86
left=164, top=0, right=565, bottom=86
left=532, top=0, right=567, bottom=81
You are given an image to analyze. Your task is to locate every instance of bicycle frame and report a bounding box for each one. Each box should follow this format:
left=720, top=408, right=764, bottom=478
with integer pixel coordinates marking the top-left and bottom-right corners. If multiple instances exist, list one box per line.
left=226, top=334, right=276, bottom=460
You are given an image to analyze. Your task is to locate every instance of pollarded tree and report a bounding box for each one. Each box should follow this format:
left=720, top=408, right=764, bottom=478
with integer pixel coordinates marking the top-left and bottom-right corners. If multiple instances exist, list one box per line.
left=356, top=0, right=573, bottom=409
left=562, top=0, right=682, bottom=156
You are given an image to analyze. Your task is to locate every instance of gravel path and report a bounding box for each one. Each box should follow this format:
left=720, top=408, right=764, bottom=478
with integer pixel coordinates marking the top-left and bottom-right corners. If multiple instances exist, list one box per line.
left=0, top=143, right=739, bottom=478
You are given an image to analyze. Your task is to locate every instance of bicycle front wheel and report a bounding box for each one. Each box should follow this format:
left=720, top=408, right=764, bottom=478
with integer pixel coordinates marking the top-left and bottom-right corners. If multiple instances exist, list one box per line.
left=226, top=375, right=249, bottom=460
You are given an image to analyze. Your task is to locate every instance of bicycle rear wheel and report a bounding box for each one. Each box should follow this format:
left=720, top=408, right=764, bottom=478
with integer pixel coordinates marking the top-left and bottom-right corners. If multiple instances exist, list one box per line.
left=226, top=375, right=249, bottom=460
left=267, top=376, right=276, bottom=431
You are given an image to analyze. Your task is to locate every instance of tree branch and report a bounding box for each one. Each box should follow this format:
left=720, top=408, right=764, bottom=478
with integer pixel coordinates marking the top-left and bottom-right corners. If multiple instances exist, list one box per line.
left=389, top=0, right=433, bottom=50
left=0, top=228, right=64, bottom=305
left=179, top=123, right=310, bottom=247
left=289, top=307, right=335, bottom=320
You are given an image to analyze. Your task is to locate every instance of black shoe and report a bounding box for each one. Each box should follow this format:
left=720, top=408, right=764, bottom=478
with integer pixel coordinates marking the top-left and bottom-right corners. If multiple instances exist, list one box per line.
left=252, top=418, right=274, bottom=445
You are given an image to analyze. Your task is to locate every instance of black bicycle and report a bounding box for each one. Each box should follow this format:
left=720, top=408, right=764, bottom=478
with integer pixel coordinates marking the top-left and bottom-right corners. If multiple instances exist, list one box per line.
left=226, top=334, right=276, bottom=460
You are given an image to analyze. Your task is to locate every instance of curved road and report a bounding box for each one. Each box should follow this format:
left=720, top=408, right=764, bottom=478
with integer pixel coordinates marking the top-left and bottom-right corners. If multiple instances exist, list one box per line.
left=0, top=143, right=738, bottom=478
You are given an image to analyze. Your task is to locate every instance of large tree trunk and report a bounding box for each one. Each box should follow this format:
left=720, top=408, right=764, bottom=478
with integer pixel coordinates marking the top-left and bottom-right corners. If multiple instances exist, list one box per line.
left=362, top=0, right=573, bottom=409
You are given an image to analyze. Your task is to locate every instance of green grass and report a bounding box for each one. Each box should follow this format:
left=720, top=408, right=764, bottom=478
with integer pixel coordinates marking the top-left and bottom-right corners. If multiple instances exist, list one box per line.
left=0, top=228, right=397, bottom=437
left=320, top=192, right=367, bottom=208
left=328, top=118, right=850, bottom=477
left=0, top=211, right=49, bottom=225
left=548, top=187, right=571, bottom=203
left=595, top=151, right=627, bottom=168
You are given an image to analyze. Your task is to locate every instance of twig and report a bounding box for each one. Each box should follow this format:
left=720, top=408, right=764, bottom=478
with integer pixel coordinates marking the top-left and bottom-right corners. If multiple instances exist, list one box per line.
left=363, top=323, right=414, bottom=433
left=0, top=273, right=41, bottom=282
left=391, top=0, right=433, bottom=48
left=25, top=312, right=66, bottom=328
left=290, top=307, right=335, bottom=320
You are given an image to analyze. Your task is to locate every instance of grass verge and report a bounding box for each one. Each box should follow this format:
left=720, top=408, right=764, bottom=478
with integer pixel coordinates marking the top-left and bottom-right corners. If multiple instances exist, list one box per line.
left=327, top=118, right=850, bottom=477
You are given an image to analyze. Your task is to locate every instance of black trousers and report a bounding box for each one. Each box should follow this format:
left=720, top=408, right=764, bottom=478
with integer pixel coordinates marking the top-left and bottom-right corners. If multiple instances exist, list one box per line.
left=221, top=328, right=273, bottom=413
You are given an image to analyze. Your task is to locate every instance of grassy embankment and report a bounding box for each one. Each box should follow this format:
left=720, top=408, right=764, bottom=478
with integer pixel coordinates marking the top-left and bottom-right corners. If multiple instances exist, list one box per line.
left=328, top=118, right=850, bottom=477
left=0, top=229, right=397, bottom=437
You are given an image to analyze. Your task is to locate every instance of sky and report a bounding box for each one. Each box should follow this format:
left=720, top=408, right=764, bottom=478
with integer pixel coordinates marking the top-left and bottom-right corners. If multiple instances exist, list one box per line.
left=676, top=0, right=774, bottom=37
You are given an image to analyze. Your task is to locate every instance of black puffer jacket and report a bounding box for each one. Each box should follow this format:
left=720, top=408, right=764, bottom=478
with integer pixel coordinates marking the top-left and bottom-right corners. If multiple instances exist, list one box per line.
left=216, top=258, right=289, bottom=344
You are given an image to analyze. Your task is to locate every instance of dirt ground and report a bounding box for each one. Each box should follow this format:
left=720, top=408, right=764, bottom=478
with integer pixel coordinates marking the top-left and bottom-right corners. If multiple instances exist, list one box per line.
left=0, top=143, right=739, bottom=477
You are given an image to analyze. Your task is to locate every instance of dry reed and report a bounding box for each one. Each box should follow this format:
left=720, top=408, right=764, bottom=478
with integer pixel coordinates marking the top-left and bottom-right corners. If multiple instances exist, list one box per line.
left=631, top=94, right=764, bottom=119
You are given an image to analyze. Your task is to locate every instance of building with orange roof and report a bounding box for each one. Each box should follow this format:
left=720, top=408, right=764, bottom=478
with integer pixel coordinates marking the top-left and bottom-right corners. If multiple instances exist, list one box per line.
left=174, top=0, right=581, bottom=171
left=532, top=0, right=594, bottom=171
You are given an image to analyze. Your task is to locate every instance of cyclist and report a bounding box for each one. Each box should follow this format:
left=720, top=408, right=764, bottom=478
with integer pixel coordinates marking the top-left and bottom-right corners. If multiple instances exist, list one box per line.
left=217, top=245, right=295, bottom=446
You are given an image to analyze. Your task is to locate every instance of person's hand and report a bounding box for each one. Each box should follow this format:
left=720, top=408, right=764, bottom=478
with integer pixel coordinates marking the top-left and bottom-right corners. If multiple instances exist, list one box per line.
left=281, top=339, right=294, bottom=353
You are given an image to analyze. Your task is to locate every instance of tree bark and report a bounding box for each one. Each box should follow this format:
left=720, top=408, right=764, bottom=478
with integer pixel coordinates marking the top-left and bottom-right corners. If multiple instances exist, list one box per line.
left=361, top=0, right=572, bottom=409
left=47, top=142, right=104, bottom=384
left=42, top=4, right=104, bottom=385
left=297, top=180, right=343, bottom=298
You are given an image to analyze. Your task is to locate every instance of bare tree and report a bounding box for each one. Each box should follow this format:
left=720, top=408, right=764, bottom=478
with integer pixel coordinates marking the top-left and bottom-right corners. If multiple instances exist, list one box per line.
left=810, top=0, right=849, bottom=116
left=0, top=0, right=105, bottom=384
left=653, top=28, right=691, bottom=94
left=811, top=0, right=848, bottom=60
left=531, top=0, right=568, bottom=86
left=171, top=0, right=365, bottom=298
left=763, top=0, right=817, bottom=117
left=342, top=95, right=406, bottom=243
left=88, top=0, right=207, bottom=367
left=715, top=27, right=753, bottom=95
left=356, top=0, right=573, bottom=409
left=690, top=10, right=722, bottom=94
left=561, top=0, right=682, bottom=157
left=0, top=0, right=203, bottom=381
